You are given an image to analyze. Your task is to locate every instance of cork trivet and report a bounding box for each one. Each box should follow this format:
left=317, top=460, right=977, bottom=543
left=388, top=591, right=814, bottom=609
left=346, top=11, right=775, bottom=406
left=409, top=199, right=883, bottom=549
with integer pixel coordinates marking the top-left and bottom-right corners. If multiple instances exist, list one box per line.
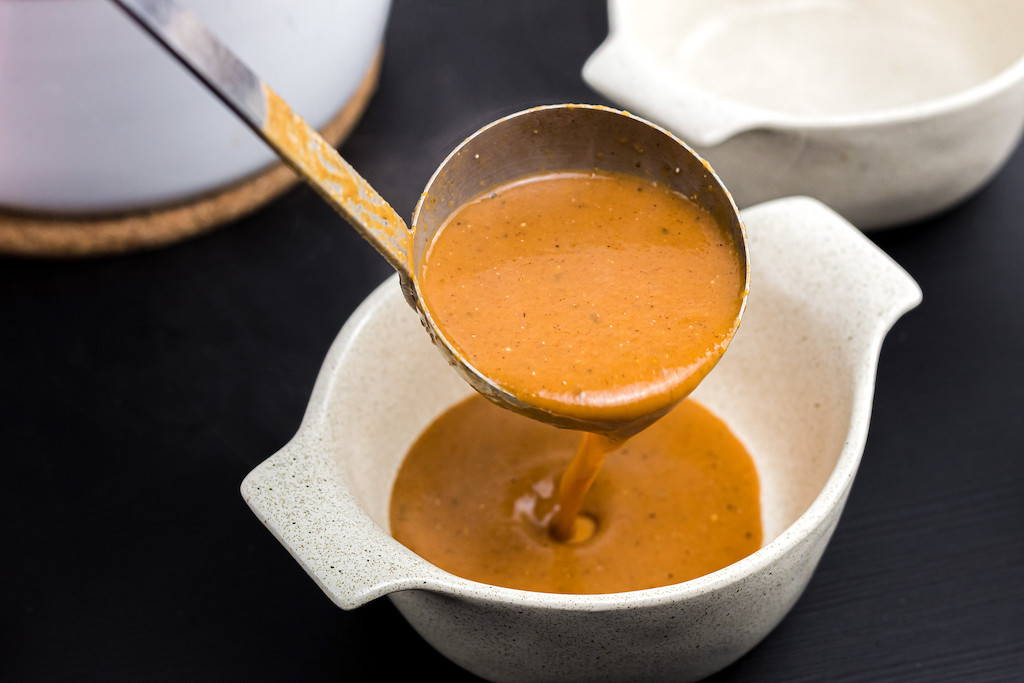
left=0, top=50, right=382, bottom=259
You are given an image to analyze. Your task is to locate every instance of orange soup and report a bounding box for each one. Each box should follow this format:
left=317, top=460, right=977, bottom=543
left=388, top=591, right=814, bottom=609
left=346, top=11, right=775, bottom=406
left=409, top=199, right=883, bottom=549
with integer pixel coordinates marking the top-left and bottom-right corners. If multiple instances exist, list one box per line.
left=417, top=170, right=745, bottom=433
left=390, top=394, right=761, bottom=594
left=392, top=169, right=755, bottom=592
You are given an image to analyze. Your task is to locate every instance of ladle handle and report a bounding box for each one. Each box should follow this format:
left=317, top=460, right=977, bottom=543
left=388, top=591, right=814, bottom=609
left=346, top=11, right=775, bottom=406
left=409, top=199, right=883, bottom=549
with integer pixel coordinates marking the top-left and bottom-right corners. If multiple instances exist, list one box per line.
left=110, top=0, right=412, bottom=276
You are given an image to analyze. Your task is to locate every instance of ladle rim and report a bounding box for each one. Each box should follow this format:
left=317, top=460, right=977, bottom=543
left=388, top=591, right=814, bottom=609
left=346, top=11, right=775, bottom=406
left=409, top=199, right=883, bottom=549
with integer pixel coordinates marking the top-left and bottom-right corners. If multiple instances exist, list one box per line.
left=406, top=103, right=750, bottom=434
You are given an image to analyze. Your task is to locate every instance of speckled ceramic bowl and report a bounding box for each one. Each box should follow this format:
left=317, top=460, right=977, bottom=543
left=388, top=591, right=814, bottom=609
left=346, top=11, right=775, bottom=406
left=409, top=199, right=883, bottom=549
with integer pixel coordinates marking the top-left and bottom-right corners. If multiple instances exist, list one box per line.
left=583, top=0, right=1024, bottom=229
left=241, top=196, right=920, bottom=682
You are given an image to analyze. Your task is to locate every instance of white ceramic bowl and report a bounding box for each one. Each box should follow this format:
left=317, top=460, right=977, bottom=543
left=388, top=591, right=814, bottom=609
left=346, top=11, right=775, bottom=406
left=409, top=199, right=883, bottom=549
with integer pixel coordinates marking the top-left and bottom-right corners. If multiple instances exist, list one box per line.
left=0, top=0, right=391, bottom=213
left=583, top=0, right=1024, bottom=229
left=242, top=196, right=920, bottom=682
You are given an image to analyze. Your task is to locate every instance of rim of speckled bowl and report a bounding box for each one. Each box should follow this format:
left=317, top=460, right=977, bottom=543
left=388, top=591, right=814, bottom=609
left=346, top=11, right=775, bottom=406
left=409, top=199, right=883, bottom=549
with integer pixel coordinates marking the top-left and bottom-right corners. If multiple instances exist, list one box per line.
left=294, top=217, right=910, bottom=611
left=594, top=0, right=1024, bottom=134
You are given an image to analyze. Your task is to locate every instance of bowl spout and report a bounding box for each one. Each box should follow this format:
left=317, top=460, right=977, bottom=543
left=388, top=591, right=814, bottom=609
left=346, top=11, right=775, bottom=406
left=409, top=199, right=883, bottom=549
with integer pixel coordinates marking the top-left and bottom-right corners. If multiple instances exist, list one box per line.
left=583, top=34, right=766, bottom=147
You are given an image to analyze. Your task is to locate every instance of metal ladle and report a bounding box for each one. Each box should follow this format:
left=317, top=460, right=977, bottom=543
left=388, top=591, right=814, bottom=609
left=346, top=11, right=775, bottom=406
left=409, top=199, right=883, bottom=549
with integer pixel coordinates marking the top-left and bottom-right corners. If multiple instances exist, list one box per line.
left=111, top=0, right=749, bottom=434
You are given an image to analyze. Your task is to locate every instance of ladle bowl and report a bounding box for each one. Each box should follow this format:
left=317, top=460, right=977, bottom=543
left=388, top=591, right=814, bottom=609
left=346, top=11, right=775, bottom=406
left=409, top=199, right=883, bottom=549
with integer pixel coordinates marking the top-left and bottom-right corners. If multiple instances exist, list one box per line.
left=405, top=104, right=749, bottom=432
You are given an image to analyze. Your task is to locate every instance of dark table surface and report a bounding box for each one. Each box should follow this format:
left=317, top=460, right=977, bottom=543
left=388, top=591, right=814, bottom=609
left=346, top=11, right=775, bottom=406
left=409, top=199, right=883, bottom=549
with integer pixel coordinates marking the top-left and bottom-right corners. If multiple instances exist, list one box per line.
left=4, top=1, right=1023, bottom=681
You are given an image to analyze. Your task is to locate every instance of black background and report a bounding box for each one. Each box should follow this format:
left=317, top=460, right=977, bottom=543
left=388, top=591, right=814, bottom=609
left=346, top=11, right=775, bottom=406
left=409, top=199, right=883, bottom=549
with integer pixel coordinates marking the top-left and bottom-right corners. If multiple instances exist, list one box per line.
left=3, top=1, right=1022, bottom=680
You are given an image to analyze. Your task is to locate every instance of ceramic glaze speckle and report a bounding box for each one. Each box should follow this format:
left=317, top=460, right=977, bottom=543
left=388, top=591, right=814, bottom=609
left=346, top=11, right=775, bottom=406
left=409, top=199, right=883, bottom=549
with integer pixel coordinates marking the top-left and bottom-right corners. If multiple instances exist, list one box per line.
left=583, top=0, right=1024, bottom=228
left=242, top=197, right=921, bottom=681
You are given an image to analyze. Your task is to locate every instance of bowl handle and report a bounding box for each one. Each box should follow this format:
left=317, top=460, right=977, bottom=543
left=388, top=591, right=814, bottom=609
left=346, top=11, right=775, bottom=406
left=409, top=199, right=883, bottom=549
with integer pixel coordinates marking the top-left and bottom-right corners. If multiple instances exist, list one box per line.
left=241, top=432, right=445, bottom=610
left=740, top=196, right=923, bottom=332
left=582, top=34, right=770, bottom=147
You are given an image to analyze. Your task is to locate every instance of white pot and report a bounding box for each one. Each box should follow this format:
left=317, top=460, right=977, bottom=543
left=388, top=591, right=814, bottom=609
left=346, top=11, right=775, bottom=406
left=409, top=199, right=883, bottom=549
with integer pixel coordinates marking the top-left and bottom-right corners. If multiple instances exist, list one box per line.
left=583, top=0, right=1024, bottom=229
left=242, top=196, right=921, bottom=682
left=0, top=0, right=391, bottom=213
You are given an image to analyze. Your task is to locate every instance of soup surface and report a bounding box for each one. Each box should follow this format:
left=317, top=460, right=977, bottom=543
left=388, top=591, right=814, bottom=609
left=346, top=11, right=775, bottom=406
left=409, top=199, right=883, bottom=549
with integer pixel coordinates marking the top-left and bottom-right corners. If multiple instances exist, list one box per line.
left=418, top=169, right=745, bottom=433
left=390, top=394, right=762, bottom=594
